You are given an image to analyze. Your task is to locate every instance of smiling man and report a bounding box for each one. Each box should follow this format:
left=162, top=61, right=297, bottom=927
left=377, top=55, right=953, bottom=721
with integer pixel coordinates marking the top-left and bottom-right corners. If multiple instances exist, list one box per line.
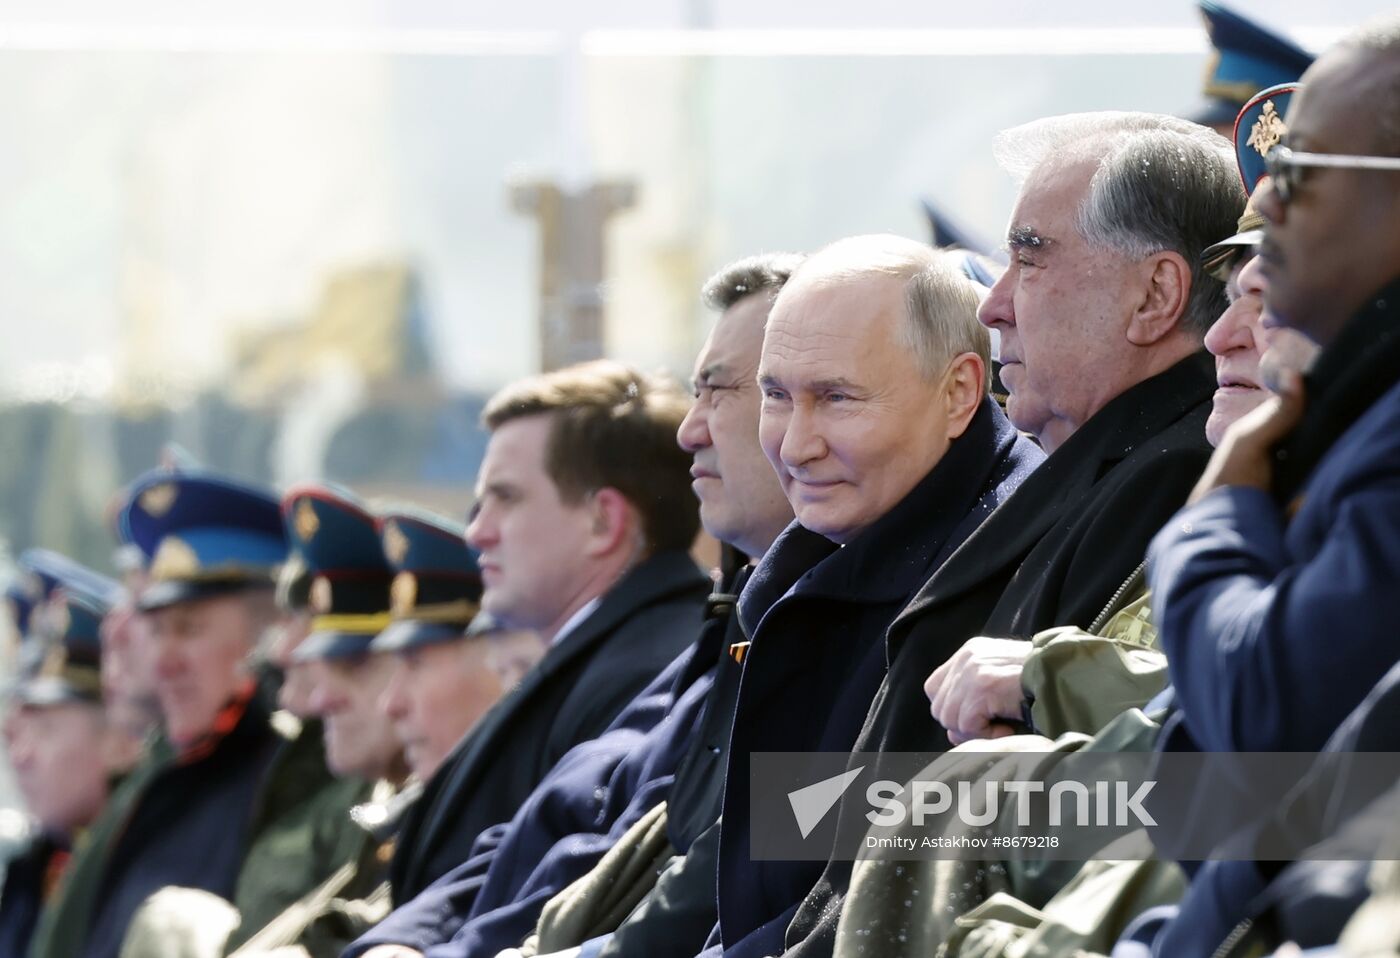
left=704, top=235, right=1045, bottom=958
left=768, top=114, right=1241, bottom=958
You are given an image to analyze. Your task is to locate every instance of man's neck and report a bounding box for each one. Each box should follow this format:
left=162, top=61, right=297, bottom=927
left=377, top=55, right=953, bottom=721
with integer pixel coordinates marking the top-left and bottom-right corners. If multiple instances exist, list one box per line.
left=539, top=561, right=631, bottom=645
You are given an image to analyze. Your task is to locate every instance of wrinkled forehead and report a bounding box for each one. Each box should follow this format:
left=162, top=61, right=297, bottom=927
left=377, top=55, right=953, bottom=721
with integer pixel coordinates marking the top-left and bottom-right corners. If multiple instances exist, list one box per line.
left=1011, top=158, right=1097, bottom=226
left=696, top=295, right=770, bottom=378
left=763, top=274, right=902, bottom=366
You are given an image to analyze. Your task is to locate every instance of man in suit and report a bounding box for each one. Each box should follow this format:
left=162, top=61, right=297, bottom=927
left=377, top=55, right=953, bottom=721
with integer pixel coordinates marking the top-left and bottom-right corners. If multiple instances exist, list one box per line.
left=350, top=360, right=709, bottom=957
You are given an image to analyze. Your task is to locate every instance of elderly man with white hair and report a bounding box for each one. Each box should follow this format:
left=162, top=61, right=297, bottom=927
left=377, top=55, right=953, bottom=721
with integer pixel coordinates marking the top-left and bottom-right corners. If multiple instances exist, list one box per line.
left=749, top=111, right=1242, bottom=958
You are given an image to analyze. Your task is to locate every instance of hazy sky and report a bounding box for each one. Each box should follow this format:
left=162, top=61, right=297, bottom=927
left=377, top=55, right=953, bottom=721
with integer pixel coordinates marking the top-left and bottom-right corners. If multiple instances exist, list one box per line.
left=0, top=1, right=1390, bottom=398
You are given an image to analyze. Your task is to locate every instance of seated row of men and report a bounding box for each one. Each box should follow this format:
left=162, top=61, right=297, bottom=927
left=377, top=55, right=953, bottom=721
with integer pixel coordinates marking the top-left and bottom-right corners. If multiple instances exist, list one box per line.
left=4, top=13, right=1400, bottom=958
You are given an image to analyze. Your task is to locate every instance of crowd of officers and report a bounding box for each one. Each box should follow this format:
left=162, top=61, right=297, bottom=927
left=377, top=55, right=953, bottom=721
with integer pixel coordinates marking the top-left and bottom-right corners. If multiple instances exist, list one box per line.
left=2, top=6, right=1400, bottom=958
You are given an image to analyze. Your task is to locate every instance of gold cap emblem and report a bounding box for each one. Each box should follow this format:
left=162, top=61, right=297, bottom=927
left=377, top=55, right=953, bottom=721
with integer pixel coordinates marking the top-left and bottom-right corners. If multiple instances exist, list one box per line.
left=139, top=483, right=179, bottom=518
left=383, top=521, right=410, bottom=566
left=294, top=499, right=320, bottom=542
left=390, top=572, right=418, bottom=616
left=39, top=640, right=68, bottom=680
left=1247, top=100, right=1288, bottom=158
left=149, top=536, right=200, bottom=581
left=310, top=577, right=334, bottom=614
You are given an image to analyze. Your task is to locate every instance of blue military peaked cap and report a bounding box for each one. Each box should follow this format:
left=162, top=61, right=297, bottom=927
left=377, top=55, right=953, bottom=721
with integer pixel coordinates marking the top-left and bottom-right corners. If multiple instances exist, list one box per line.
left=1201, top=83, right=1300, bottom=280
left=10, top=552, right=118, bottom=687
left=120, top=469, right=287, bottom=612
left=12, top=588, right=109, bottom=706
left=1233, top=83, right=1298, bottom=193
left=282, top=483, right=394, bottom=661
left=4, top=580, right=39, bottom=640
left=18, top=549, right=122, bottom=609
left=1192, top=0, right=1312, bottom=128
left=370, top=509, right=484, bottom=654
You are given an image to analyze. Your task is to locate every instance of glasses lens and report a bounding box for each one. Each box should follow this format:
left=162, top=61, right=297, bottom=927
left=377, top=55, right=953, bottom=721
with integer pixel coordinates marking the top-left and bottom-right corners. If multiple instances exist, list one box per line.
left=1265, top=147, right=1292, bottom=204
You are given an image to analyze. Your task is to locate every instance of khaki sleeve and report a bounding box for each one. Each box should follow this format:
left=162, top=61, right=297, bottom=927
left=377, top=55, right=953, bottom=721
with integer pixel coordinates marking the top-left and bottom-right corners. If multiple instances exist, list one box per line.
left=1021, top=591, right=1167, bottom=739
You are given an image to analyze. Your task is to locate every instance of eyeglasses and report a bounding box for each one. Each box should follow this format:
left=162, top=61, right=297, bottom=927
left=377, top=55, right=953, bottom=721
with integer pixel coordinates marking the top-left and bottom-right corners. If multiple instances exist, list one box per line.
left=1264, top=145, right=1400, bottom=204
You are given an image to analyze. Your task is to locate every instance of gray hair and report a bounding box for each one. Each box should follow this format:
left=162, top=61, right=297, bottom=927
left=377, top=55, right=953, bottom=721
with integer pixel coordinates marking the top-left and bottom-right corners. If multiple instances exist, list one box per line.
left=994, top=112, right=1245, bottom=334
left=1337, top=14, right=1400, bottom=156
left=793, top=234, right=991, bottom=390
left=702, top=252, right=806, bottom=311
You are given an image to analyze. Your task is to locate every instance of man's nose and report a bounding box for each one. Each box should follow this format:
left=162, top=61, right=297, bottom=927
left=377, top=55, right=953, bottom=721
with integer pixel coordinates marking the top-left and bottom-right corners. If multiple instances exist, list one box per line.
left=676, top=403, right=711, bottom=453
left=978, top=270, right=1016, bottom=330
left=779, top=405, right=827, bottom=469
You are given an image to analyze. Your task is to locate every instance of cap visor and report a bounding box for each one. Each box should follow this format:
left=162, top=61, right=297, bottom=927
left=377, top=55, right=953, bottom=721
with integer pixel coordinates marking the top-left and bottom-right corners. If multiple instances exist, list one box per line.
left=293, top=629, right=381, bottom=662
left=10, top=677, right=100, bottom=707
left=138, top=578, right=270, bottom=613
left=371, top=620, right=468, bottom=654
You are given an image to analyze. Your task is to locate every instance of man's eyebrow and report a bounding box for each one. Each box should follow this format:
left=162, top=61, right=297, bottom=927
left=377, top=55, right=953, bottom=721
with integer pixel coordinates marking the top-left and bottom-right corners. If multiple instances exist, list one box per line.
left=810, top=377, right=859, bottom=392
left=692, top=363, right=728, bottom=388
left=1007, top=225, right=1054, bottom=252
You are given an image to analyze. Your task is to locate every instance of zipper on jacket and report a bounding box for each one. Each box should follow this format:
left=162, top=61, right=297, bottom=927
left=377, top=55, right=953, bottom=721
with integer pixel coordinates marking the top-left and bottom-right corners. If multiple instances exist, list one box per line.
left=1210, top=917, right=1256, bottom=958
left=1088, top=560, right=1147, bottom=635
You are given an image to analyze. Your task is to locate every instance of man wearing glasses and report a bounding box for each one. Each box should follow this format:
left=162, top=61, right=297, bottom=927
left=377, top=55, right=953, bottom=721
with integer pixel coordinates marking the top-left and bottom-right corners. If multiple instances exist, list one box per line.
left=1130, top=13, right=1400, bottom=955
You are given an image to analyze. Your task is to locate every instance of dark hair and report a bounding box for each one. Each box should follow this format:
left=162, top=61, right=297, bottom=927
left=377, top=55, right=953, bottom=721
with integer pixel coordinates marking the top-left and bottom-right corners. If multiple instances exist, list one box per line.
left=482, top=360, right=699, bottom=556
left=701, top=252, right=806, bottom=311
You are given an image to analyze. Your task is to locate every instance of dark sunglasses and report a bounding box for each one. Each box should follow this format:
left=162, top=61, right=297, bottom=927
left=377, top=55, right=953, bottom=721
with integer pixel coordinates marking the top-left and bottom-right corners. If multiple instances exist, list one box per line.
left=1264, top=145, right=1400, bottom=204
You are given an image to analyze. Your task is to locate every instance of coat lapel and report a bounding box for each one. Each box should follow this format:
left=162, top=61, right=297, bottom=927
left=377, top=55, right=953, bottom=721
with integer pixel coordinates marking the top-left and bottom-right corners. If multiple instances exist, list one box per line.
left=402, top=550, right=706, bottom=887
left=889, top=352, right=1215, bottom=653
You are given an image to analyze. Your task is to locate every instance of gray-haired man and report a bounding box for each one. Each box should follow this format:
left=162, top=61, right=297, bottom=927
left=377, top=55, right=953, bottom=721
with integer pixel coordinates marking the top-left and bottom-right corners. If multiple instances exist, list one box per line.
left=761, top=112, right=1243, bottom=958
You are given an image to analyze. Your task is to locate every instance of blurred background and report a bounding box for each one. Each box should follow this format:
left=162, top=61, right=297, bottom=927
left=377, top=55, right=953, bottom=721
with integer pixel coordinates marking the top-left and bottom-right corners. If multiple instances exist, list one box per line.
left=0, top=0, right=1388, bottom=580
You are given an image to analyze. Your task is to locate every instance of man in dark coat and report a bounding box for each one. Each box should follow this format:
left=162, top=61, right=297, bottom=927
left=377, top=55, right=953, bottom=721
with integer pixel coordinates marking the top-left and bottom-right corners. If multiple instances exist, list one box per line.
left=761, top=111, right=1244, bottom=958
left=1111, top=18, right=1400, bottom=955
left=341, top=254, right=803, bottom=958
left=0, top=576, right=125, bottom=958
left=705, top=234, right=1045, bottom=958
left=348, top=361, right=710, bottom=956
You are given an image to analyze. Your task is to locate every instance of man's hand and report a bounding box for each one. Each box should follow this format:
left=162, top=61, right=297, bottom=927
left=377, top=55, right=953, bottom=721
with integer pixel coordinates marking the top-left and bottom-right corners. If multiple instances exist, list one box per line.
left=924, top=637, right=1031, bottom=745
left=360, top=948, right=425, bottom=958
left=1188, top=369, right=1305, bottom=505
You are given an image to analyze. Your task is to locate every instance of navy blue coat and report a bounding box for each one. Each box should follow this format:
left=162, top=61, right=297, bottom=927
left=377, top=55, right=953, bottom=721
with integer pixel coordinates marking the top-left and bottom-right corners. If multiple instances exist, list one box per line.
left=345, top=551, right=710, bottom=955
left=717, top=398, right=1045, bottom=958
left=0, top=831, right=62, bottom=958
left=1150, top=285, right=1400, bottom=756
left=1114, top=281, right=1400, bottom=958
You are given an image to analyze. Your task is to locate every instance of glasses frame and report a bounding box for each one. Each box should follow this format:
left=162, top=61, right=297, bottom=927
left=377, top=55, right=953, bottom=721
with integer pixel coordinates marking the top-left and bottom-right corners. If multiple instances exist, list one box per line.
left=1265, top=145, right=1400, bottom=204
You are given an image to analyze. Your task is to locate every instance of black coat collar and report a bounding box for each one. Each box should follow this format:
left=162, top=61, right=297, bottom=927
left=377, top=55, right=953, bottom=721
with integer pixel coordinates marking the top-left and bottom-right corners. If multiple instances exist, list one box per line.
left=738, top=397, right=1023, bottom=634
left=894, top=351, right=1215, bottom=625
left=1275, top=275, right=1400, bottom=501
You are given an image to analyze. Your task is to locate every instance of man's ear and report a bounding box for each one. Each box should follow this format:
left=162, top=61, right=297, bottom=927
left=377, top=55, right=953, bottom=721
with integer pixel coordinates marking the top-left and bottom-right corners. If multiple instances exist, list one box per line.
left=1127, top=251, right=1191, bottom=346
left=943, top=352, right=987, bottom=441
left=583, top=487, right=636, bottom=559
